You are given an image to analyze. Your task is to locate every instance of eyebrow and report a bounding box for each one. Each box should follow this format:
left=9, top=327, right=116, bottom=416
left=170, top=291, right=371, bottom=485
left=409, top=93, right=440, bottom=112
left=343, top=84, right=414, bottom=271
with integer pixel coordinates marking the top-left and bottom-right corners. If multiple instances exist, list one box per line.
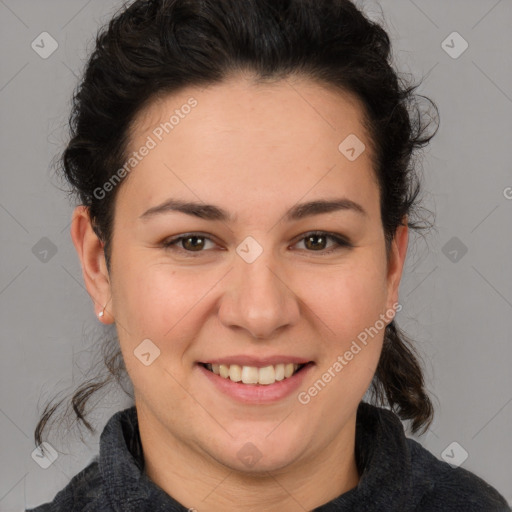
left=139, top=197, right=367, bottom=223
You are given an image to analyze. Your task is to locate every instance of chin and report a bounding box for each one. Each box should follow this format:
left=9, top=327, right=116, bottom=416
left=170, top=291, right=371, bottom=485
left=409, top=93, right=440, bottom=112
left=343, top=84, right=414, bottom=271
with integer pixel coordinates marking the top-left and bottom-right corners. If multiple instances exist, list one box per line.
left=221, top=449, right=302, bottom=475
left=206, top=432, right=307, bottom=475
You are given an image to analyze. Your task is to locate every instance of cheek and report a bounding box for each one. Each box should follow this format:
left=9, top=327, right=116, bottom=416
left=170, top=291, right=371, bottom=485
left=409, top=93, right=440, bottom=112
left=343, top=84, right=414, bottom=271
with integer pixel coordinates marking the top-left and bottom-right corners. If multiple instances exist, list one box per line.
left=112, top=261, right=216, bottom=352
left=292, top=261, right=388, bottom=431
left=111, top=264, right=203, bottom=397
left=308, top=259, right=388, bottom=340
left=305, top=259, right=388, bottom=395
left=116, top=271, right=174, bottom=327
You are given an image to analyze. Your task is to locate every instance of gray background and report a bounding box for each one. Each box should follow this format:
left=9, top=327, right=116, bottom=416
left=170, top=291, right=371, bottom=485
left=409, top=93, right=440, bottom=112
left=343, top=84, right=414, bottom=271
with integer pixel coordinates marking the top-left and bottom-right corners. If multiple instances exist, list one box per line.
left=1, top=0, right=511, bottom=509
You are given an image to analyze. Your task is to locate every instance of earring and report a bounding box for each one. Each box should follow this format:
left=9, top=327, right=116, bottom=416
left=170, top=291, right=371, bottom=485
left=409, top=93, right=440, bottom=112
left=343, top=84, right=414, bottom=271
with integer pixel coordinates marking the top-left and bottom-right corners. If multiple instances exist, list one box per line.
left=98, top=305, right=106, bottom=318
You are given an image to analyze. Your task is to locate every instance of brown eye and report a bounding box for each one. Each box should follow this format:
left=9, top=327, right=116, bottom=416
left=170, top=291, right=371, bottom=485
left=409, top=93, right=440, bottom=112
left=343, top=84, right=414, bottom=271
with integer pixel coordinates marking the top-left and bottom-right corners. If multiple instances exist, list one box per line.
left=304, top=233, right=328, bottom=251
left=294, top=232, right=351, bottom=255
left=162, top=233, right=216, bottom=254
left=181, top=235, right=206, bottom=251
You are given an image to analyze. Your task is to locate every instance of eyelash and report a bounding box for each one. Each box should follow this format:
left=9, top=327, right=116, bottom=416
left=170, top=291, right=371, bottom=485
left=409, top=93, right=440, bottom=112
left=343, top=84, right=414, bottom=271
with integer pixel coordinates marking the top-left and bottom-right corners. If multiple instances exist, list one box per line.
left=161, top=231, right=352, bottom=257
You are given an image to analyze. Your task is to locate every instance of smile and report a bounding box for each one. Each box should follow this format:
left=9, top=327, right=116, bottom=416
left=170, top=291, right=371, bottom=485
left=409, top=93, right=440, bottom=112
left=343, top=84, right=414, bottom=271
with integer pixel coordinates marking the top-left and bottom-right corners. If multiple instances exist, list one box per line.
left=200, top=362, right=307, bottom=386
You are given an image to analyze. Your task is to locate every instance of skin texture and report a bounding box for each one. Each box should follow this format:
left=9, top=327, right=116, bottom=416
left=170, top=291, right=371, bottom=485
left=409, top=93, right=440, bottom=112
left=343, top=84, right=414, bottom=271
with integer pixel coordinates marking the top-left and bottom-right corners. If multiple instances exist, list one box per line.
left=71, top=73, right=409, bottom=511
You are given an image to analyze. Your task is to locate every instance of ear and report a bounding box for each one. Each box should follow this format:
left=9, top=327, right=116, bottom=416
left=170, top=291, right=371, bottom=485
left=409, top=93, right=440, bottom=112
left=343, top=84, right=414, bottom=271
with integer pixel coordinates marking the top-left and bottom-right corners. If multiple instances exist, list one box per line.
left=385, top=218, right=409, bottom=314
left=70, top=205, right=114, bottom=323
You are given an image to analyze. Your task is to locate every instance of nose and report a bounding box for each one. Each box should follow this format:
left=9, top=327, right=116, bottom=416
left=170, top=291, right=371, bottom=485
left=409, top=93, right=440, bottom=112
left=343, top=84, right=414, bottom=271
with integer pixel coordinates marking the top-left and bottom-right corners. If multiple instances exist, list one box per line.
left=218, top=249, right=300, bottom=340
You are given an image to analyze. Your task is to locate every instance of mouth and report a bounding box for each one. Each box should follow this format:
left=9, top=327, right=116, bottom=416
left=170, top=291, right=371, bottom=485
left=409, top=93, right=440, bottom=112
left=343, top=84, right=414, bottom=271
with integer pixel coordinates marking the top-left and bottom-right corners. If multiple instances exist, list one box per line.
left=199, top=362, right=312, bottom=386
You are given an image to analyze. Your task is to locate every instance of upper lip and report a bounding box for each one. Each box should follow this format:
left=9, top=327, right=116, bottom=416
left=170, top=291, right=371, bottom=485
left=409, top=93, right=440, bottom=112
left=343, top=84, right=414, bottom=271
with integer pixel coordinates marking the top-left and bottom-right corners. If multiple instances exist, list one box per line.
left=199, top=356, right=313, bottom=367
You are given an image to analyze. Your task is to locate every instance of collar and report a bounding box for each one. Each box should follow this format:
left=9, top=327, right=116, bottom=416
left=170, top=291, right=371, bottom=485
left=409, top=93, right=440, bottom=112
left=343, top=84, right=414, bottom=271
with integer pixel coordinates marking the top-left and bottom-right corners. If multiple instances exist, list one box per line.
left=99, top=401, right=414, bottom=511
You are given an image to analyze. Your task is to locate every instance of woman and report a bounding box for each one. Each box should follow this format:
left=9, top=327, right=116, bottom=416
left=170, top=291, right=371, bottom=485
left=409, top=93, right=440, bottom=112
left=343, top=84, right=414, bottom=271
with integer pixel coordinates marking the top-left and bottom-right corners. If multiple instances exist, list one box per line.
left=27, top=0, right=510, bottom=510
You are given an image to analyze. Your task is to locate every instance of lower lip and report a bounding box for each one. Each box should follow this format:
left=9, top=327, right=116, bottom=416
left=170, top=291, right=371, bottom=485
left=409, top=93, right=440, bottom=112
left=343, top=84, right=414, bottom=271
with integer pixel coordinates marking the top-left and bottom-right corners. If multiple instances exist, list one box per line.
left=197, top=363, right=314, bottom=404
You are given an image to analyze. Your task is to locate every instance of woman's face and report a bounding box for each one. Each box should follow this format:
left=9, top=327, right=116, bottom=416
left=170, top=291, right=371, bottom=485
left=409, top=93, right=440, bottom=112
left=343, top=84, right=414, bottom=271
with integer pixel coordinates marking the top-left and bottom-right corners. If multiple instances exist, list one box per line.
left=74, top=74, right=407, bottom=475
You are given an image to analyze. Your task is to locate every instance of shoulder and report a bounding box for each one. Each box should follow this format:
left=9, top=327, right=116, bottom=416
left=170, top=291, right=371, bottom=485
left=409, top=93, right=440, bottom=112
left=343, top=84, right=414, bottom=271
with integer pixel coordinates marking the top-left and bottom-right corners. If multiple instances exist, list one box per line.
left=25, top=457, right=110, bottom=512
left=406, top=438, right=511, bottom=511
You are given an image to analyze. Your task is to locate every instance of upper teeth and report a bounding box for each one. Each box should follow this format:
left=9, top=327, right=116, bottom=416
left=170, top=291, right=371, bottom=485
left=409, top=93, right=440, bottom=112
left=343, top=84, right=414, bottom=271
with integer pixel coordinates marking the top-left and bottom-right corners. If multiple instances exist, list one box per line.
left=205, top=363, right=301, bottom=385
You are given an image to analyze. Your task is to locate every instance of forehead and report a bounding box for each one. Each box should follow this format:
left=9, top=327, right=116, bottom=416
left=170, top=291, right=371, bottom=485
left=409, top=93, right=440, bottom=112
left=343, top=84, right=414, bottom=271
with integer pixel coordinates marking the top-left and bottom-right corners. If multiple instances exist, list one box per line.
left=117, top=75, right=379, bottom=219
left=131, top=74, right=372, bottom=152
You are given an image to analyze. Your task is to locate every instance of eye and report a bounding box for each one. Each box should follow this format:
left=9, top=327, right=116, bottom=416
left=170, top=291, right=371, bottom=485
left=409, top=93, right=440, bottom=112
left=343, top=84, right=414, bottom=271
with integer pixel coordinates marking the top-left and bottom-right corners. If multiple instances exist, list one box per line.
left=162, top=233, right=216, bottom=255
left=292, top=231, right=352, bottom=255
left=161, top=231, right=351, bottom=257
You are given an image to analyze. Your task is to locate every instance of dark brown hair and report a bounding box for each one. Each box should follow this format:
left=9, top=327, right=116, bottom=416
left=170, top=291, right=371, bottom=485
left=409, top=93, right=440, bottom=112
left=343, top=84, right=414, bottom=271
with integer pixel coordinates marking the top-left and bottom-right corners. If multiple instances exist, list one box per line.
left=36, top=0, right=439, bottom=448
